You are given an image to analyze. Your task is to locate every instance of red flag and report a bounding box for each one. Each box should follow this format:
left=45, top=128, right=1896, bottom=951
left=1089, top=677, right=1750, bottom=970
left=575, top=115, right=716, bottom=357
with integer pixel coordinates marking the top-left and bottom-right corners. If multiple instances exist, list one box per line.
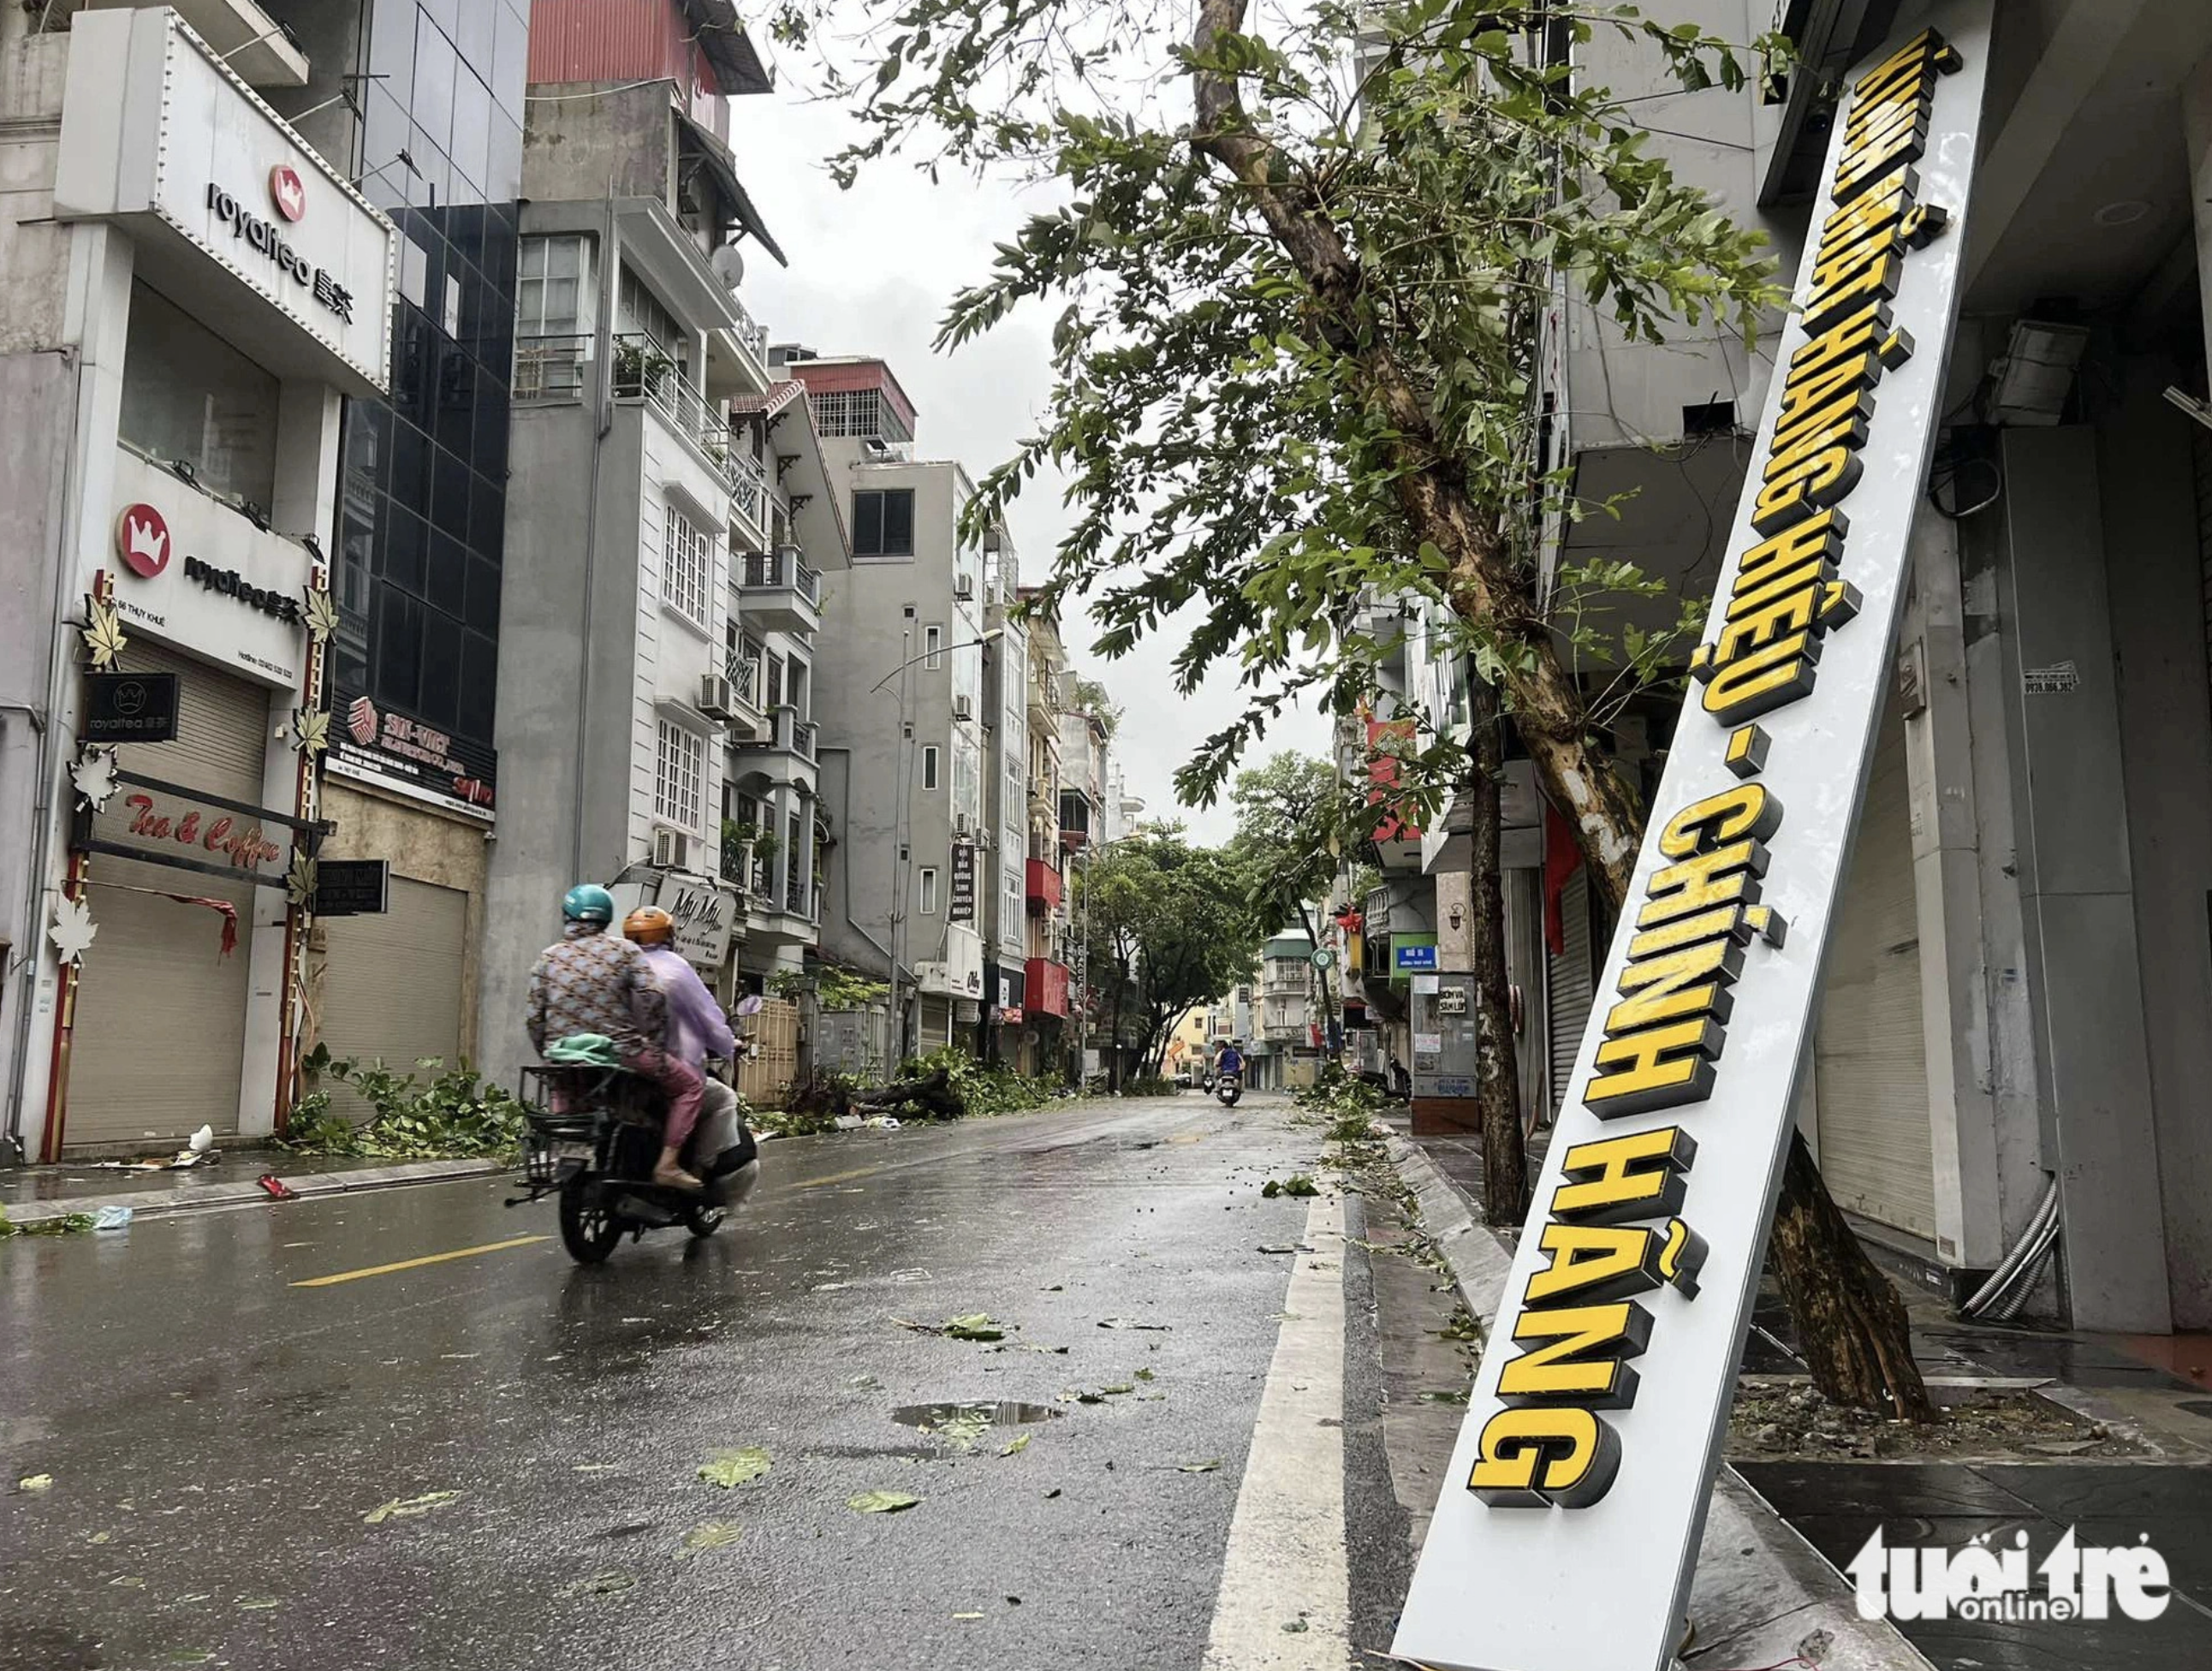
left=1543, top=806, right=1582, bottom=958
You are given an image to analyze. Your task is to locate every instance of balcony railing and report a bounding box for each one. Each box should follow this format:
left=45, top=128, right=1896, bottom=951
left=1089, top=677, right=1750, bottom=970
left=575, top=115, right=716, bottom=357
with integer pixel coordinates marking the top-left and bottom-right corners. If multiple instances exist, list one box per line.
left=722, top=654, right=765, bottom=712
left=728, top=294, right=770, bottom=364
left=514, top=334, right=592, bottom=401
left=728, top=444, right=766, bottom=530
left=741, top=547, right=821, bottom=606
left=734, top=705, right=818, bottom=764
left=785, top=875, right=815, bottom=919
left=612, top=333, right=765, bottom=510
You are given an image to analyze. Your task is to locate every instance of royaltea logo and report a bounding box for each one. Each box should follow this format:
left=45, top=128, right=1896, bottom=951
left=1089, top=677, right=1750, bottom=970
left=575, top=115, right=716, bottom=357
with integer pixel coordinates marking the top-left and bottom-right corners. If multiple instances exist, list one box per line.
left=1848, top=1527, right=2170, bottom=1623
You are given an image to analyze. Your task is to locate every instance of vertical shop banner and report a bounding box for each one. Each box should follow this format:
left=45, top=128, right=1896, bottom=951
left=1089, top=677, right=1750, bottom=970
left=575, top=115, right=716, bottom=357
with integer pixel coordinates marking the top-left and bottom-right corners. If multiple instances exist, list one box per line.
left=948, top=841, right=977, bottom=923
left=1392, top=10, right=1992, bottom=1670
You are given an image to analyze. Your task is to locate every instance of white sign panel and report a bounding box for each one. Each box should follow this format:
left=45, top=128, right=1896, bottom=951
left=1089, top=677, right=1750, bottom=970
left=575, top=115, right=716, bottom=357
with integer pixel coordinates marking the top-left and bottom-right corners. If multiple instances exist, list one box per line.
left=656, top=873, right=739, bottom=973
left=108, top=449, right=312, bottom=689
left=1393, top=12, right=1991, bottom=1670
left=54, top=9, right=395, bottom=394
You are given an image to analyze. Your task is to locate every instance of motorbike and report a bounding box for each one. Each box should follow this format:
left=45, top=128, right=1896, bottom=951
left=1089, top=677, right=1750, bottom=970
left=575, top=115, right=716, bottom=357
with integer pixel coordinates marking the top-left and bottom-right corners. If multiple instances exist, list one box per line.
left=1215, top=1069, right=1244, bottom=1107
left=508, top=1059, right=760, bottom=1264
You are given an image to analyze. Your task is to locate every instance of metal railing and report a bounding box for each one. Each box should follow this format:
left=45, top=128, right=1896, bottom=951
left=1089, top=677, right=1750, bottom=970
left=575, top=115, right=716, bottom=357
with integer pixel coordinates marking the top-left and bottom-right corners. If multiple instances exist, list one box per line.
left=612, top=333, right=766, bottom=512
left=734, top=705, right=818, bottom=764
left=784, top=875, right=815, bottom=919
left=723, top=654, right=765, bottom=711
left=728, top=294, right=770, bottom=364
left=1365, top=887, right=1392, bottom=931
left=727, top=444, right=766, bottom=529
left=740, top=547, right=821, bottom=607
left=514, top=334, right=592, bottom=401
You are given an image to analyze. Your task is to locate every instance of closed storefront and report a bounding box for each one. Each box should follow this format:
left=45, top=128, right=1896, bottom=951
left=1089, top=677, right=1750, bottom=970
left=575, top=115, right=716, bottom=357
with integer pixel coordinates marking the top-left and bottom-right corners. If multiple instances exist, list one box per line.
left=1813, top=693, right=1936, bottom=1243
left=1546, top=866, right=1593, bottom=1118
left=66, top=645, right=271, bottom=1149
left=315, top=877, right=469, bottom=1117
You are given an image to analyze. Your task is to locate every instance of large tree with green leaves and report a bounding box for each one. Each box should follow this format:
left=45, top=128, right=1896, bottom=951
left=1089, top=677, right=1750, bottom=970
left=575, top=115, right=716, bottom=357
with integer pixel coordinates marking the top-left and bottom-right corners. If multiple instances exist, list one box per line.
left=1078, top=830, right=1261, bottom=1085
left=776, top=0, right=1930, bottom=1416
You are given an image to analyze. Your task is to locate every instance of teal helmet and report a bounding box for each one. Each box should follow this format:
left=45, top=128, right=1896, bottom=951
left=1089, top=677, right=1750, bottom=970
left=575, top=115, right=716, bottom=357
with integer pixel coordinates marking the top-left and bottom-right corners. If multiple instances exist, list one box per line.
left=562, top=883, right=615, bottom=925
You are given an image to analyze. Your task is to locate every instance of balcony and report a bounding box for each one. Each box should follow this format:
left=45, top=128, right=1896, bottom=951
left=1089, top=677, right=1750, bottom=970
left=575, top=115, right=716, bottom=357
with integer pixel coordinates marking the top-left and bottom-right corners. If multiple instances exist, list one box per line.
left=1025, top=958, right=1072, bottom=1019
left=1026, top=858, right=1062, bottom=914
left=737, top=545, right=822, bottom=635
left=611, top=334, right=765, bottom=509
left=703, top=296, right=771, bottom=398
left=112, top=0, right=310, bottom=86
left=731, top=705, right=818, bottom=787
left=722, top=653, right=767, bottom=724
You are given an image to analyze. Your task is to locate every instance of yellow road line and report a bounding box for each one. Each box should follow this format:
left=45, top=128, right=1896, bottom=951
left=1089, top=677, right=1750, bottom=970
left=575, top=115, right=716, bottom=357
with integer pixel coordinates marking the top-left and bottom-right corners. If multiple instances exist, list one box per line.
left=290, top=1235, right=550, bottom=1287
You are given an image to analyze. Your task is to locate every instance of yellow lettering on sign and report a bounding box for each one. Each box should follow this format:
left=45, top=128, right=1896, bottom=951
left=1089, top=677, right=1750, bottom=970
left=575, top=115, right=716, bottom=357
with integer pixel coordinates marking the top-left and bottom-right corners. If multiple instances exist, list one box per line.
left=1469, top=1406, right=1622, bottom=1508
left=1585, top=1019, right=1722, bottom=1118
left=1526, top=1222, right=1671, bottom=1306
left=1658, top=785, right=1781, bottom=858
left=1549, top=1125, right=1697, bottom=1224
left=1496, top=1301, right=1653, bottom=1406
left=1701, top=632, right=1820, bottom=724
left=1638, top=839, right=1769, bottom=929
left=1607, top=938, right=1742, bottom=1036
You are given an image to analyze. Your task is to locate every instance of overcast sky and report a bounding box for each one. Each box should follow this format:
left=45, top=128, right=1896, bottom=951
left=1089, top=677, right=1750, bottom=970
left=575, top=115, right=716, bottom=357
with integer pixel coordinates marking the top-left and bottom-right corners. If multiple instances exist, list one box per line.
left=729, top=79, right=1334, bottom=845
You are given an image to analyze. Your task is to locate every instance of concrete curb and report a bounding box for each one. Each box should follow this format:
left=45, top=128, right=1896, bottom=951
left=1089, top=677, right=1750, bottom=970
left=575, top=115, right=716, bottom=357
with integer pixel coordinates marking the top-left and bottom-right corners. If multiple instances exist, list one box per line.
left=1383, top=1133, right=1935, bottom=1671
left=2, top=1157, right=508, bottom=1228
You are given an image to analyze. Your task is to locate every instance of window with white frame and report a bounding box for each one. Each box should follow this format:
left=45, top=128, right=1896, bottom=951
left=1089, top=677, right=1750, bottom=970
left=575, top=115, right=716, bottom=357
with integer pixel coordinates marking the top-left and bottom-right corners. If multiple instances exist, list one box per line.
left=656, top=718, right=706, bottom=831
left=924, top=625, right=942, bottom=669
left=663, top=505, right=711, bottom=627
left=919, top=867, right=939, bottom=915
left=922, top=745, right=940, bottom=791
left=517, top=235, right=594, bottom=336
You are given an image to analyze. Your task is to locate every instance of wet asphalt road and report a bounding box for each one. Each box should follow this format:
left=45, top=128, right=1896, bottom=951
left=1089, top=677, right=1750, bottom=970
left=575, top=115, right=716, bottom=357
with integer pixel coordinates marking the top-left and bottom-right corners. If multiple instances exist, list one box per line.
left=0, top=1094, right=1412, bottom=1671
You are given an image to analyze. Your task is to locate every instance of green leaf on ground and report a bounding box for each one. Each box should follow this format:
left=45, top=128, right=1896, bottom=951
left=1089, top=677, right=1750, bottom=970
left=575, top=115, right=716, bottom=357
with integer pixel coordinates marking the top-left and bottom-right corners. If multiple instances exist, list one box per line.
left=1178, top=1460, right=1222, bottom=1473
left=1281, top=1618, right=1310, bottom=1633
left=847, top=1490, right=922, bottom=1513
left=698, top=1447, right=771, bottom=1488
left=932, top=1410, right=992, bottom=1450
left=1001, top=1431, right=1032, bottom=1456
left=363, top=1490, right=460, bottom=1525
left=1134, top=1368, right=1155, bottom=1381
left=675, top=1522, right=744, bottom=1559
left=1101, top=1383, right=1133, bottom=1395
left=943, top=1313, right=1006, bottom=1341
left=562, top=1569, right=634, bottom=1597
left=953, top=1610, right=985, bottom=1620
left=1418, top=1389, right=1472, bottom=1406
left=236, top=1598, right=282, bottom=1611
left=17, top=1474, right=52, bottom=1493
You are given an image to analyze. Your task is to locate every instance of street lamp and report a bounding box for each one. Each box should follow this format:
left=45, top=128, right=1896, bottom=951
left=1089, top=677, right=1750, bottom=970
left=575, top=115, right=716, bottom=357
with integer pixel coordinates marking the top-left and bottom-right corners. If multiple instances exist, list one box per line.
left=869, top=625, right=1004, bottom=1061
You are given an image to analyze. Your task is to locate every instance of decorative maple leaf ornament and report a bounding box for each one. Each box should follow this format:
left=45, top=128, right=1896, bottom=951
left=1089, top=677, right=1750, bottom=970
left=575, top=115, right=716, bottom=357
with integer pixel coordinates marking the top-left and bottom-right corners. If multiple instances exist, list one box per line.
left=71, top=748, right=120, bottom=812
left=49, top=895, right=97, bottom=966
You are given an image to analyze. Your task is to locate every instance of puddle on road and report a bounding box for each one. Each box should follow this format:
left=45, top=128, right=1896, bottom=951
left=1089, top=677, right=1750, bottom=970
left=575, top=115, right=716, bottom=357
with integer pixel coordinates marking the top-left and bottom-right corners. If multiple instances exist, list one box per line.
left=889, top=1400, right=1062, bottom=1430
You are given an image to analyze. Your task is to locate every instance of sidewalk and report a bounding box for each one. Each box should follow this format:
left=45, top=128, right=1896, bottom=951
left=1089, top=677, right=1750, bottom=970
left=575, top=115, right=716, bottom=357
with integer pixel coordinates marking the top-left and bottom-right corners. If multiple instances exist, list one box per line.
left=1390, top=1115, right=2212, bottom=1671
left=0, top=1150, right=507, bottom=1228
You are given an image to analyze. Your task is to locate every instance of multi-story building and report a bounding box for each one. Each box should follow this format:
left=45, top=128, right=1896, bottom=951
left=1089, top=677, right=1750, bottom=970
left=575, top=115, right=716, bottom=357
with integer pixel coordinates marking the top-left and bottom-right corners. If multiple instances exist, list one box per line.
left=0, top=3, right=399, bottom=1157
left=1016, top=597, right=1075, bottom=1073
left=978, top=574, right=1031, bottom=1061
left=267, top=0, right=532, bottom=1097
left=1509, top=2, right=2212, bottom=1341
left=797, top=354, right=999, bottom=1055
left=475, top=0, right=818, bottom=1091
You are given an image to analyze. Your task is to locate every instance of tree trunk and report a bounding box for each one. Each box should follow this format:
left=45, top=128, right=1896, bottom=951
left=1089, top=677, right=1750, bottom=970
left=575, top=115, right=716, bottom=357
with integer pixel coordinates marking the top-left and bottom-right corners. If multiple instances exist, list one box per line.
left=1186, top=0, right=1930, bottom=1418
left=1773, top=1127, right=1938, bottom=1419
left=1469, top=679, right=1526, bottom=1226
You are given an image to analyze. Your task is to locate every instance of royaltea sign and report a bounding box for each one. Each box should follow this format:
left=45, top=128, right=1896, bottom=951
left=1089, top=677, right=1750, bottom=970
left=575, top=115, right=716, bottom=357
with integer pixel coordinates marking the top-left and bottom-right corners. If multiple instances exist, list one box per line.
left=1392, top=11, right=1992, bottom=1670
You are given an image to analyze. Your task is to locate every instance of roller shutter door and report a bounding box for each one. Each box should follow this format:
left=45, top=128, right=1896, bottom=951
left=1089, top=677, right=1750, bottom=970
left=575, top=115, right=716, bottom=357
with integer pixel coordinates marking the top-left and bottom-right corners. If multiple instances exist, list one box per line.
left=1546, top=866, right=1593, bottom=1115
left=67, top=644, right=269, bottom=1151
left=1813, top=690, right=1936, bottom=1241
left=316, top=877, right=469, bottom=1121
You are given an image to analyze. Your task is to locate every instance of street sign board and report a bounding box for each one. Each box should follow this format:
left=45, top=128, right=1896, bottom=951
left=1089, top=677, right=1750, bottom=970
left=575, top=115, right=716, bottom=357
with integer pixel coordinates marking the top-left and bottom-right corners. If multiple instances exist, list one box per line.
left=1310, top=948, right=1335, bottom=970
left=948, top=841, right=976, bottom=923
left=312, top=859, right=389, bottom=918
left=85, top=672, right=180, bottom=744
left=1392, top=12, right=1992, bottom=1671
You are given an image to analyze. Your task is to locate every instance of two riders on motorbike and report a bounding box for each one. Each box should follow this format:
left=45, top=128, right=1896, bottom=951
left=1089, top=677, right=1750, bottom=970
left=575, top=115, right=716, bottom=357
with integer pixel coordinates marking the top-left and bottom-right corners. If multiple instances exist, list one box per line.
left=525, top=883, right=733, bottom=1192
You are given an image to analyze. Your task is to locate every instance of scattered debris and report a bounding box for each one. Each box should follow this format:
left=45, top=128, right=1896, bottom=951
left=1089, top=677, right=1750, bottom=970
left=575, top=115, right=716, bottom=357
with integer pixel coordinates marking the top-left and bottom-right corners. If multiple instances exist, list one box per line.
left=363, top=1490, right=461, bottom=1525
left=847, top=1490, right=922, bottom=1513
left=1097, top=1317, right=1168, bottom=1331
left=1001, top=1432, right=1032, bottom=1457
left=944, top=1314, right=1006, bottom=1342
left=676, top=1522, right=745, bottom=1559
left=1417, top=1389, right=1471, bottom=1406
left=1727, top=1383, right=2142, bottom=1461
left=953, top=1610, right=984, bottom=1620
left=92, top=1206, right=132, bottom=1232
left=258, top=1174, right=299, bottom=1200
left=562, top=1570, right=635, bottom=1597
left=1261, top=1175, right=1318, bottom=1199
left=1177, top=1460, right=1222, bottom=1473
left=698, top=1448, right=772, bottom=1488
left=17, top=1474, right=53, bottom=1494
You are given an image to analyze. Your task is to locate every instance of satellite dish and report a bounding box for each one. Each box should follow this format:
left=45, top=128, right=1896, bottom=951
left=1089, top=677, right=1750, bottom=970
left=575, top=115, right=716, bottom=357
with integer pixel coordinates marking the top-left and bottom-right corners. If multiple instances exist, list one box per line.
left=711, top=242, right=746, bottom=290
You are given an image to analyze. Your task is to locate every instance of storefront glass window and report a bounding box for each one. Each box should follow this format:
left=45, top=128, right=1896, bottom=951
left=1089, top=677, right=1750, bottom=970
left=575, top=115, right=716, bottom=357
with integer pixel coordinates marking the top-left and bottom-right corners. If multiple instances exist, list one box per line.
left=118, top=282, right=280, bottom=508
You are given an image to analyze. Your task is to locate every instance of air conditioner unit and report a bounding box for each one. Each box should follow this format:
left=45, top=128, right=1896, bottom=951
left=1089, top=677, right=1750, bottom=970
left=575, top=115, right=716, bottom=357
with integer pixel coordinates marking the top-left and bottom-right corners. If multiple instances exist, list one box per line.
left=698, top=672, right=736, bottom=721
left=652, top=827, right=689, bottom=869
left=953, top=695, right=973, bottom=721
left=953, top=574, right=975, bottom=599
left=954, top=812, right=972, bottom=837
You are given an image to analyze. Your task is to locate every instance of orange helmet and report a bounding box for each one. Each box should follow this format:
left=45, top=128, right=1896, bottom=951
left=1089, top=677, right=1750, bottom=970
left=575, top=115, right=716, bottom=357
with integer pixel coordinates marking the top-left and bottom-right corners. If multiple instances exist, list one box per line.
left=622, top=907, right=676, bottom=945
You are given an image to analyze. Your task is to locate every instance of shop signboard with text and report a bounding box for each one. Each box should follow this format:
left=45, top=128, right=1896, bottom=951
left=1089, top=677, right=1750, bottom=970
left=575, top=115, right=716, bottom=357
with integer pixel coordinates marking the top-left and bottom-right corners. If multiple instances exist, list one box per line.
left=53, top=9, right=395, bottom=395
left=86, top=776, right=296, bottom=891
left=655, top=872, right=738, bottom=973
left=1393, top=12, right=1993, bottom=1670
left=107, top=453, right=311, bottom=689
left=326, top=679, right=497, bottom=821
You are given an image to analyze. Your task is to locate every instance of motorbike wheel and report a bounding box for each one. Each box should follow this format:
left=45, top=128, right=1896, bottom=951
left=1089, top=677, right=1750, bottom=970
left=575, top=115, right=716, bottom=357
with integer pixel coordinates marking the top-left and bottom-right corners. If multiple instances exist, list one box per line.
left=557, top=1175, right=622, bottom=1264
left=686, top=1209, right=726, bottom=1239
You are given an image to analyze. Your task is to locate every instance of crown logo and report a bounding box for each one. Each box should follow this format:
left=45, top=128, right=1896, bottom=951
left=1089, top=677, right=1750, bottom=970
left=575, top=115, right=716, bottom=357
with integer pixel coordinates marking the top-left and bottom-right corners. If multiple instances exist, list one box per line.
left=116, top=503, right=170, bottom=579
left=348, top=695, right=380, bottom=747
left=270, top=164, right=306, bottom=223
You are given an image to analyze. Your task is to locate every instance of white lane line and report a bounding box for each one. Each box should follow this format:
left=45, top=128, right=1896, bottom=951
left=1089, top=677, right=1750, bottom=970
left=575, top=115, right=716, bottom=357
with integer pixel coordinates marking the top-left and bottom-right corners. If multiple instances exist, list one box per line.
left=1204, top=1191, right=1350, bottom=1669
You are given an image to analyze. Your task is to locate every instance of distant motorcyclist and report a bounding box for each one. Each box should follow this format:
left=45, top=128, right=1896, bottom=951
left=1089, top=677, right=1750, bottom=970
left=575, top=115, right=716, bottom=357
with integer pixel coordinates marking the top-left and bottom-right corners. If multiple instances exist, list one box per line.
left=1215, top=1041, right=1246, bottom=1081
left=526, top=884, right=704, bottom=1191
left=623, top=907, right=740, bottom=1179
